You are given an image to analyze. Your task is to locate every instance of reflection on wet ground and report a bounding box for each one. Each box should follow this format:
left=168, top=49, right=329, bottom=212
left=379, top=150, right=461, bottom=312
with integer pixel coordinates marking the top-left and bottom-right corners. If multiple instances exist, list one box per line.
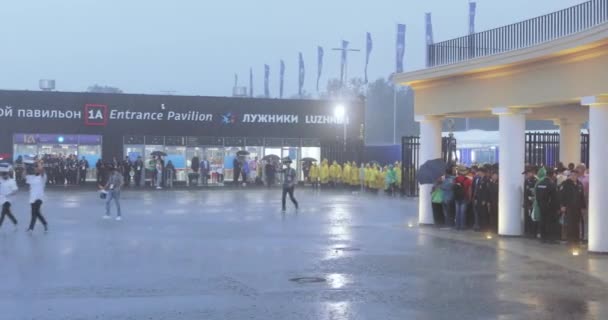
left=0, top=189, right=606, bottom=319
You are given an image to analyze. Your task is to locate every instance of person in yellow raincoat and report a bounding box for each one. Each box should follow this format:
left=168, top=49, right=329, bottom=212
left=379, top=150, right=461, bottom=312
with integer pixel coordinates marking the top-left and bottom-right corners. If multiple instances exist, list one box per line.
left=375, top=166, right=386, bottom=193
left=320, top=159, right=330, bottom=186
left=342, top=162, right=351, bottom=188
left=350, top=161, right=360, bottom=189
left=309, top=162, right=319, bottom=189
left=365, top=164, right=374, bottom=190
left=394, top=162, right=402, bottom=193
left=329, top=161, right=342, bottom=187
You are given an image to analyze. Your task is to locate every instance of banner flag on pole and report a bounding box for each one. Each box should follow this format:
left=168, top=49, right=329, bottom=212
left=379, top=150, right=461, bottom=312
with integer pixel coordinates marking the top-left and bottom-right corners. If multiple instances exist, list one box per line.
left=469, top=1, right=477, bottom=35
left=396, top=24, right=406, bottom=73
left=316, top=46, right=324, bottom=92
left=249, top=68, right=253, bottom=97
left=280, top=60, right=285, bottom=99
left=298, top=52, right=305, bottom=97
left=264, top=64, right=270, bottom=98
left=425, top=13, right=434, bottom=45
left=340, top=40, right=349, bottom=87
left=365, top=32, right=372, bottom=84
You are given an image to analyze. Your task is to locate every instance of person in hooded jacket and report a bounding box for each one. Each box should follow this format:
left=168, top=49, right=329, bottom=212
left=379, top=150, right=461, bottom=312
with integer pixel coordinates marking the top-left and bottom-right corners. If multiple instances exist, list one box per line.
left=342, top=162, right=351, bottom=189
left=440, top=168, right=456, bottom=227
left=320, top=159, right=330, bottom=187
left=309, top=162, right=319, bottom=189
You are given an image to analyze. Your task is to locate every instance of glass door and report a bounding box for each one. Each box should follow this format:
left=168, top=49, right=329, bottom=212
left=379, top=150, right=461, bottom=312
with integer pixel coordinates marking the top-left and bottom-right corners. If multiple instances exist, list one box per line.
left=124, top=144, right=145, bottom=187
left=14, top=144, right=38, bottom=160
left=205, top=147, right=224, bottom=184
left=165, top=146, right=186, bottom=181
left=78, top=145, right=102, bottom=181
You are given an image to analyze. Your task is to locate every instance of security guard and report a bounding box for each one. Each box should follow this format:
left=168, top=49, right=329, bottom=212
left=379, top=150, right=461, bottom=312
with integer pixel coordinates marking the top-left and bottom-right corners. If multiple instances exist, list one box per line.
left=523, top=166, right=538, bottom=238
left=559, top=170, right=586, bottom=245
left=534, top=167, right=560, bottom=243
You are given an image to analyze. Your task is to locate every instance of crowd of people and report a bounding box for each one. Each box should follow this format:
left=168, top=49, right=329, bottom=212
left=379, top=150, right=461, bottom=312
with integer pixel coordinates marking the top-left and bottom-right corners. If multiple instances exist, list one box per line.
left=430, top=162, right=589, bottom=246
left=14, top=154, right=90, bottom=187
left=306, top=160, right=403, bottom=195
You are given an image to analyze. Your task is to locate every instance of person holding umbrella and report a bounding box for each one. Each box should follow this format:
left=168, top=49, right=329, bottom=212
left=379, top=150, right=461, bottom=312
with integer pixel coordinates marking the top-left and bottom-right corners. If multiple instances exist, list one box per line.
left=280, top=157, right=299, bottom=212
left=0, top=163, right=18, bottom=230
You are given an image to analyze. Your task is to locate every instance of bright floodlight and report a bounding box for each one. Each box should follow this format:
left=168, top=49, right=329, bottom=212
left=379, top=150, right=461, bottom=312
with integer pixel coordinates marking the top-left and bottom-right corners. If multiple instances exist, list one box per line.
left=334, top=104, right=346, bottom=120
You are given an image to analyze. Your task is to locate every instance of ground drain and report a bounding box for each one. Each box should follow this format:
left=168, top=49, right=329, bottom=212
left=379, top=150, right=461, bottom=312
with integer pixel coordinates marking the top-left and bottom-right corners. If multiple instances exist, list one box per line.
left=289, top=277, right=326, bottom=284
left=334, top=247, right=361, bottom=252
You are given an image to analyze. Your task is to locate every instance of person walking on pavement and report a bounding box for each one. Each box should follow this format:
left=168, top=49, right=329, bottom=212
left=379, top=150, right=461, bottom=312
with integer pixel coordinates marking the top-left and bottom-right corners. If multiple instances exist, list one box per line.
left=559, top=170, right=586, bottom=245
left=0, top=165, right=19, bottom=230
left=103, top=165, right=124, bottom=221
left=534, top=167, right=560, bottom=243
left=280, top=158, right=299, bottom=212
left=26, top=161, right=48, bottom=233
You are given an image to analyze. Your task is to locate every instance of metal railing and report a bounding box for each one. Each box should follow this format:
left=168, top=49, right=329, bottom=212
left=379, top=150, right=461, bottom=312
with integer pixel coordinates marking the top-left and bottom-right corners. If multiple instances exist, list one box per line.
left=427, top=0, right=608, bottom=67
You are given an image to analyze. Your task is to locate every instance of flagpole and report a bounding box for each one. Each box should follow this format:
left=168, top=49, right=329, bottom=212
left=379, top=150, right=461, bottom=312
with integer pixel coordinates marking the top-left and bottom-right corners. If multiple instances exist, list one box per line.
left=393, top=83, right=397, bottom=145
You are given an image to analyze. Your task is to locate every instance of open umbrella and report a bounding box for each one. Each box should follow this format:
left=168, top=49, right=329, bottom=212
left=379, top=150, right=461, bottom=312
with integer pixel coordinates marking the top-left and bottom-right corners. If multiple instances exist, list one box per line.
left=151, top=151, right=167, bottom=157
left=301, top=157, right=317, bottom=162
left=417, top=158, right=447, bottom=185
left=236, top=150, right=250, bottom=157
left=262, top=154, right=280, bottom=162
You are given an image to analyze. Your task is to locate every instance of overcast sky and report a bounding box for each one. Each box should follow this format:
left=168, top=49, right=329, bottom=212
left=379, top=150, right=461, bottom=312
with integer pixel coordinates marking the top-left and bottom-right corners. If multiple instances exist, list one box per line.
left=0, top=0, right=586, bottom=97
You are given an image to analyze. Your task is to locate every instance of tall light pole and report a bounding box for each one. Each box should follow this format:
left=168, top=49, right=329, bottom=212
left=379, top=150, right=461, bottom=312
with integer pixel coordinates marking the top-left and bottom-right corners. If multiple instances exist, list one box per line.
left=332, top=41, right=360, bottom=91
left=334, top=104, right=347, bottom=151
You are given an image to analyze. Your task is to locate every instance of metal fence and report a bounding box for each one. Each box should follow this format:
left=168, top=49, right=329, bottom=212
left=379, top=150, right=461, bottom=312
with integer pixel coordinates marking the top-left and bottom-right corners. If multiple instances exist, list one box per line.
left=427, top=0, right=608, bottom=67
left=525, top=132, right=560, bottom=167
left=401, top=136, right=455, bottom=197
left=403, top=132, right=590, bottom=197
left=320, top=139, right=364, bottom=165
left=524, top=132, right=590, bottom=168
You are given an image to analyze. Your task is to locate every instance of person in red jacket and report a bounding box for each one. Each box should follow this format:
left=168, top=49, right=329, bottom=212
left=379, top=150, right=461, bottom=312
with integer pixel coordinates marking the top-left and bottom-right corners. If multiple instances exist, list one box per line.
left=454, top=166, right=473, bottom=230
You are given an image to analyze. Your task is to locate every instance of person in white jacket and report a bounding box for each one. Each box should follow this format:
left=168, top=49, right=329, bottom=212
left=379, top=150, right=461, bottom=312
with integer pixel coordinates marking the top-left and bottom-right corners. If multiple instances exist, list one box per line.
left=0, top=166, right=18, bottom=230
left=26, top=161, right=48, bottom=233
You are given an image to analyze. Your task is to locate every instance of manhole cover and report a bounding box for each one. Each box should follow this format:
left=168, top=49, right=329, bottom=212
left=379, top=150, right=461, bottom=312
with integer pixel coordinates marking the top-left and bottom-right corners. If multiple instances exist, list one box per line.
left=289, top=277, right=326, bottom=284
left=334, top=247, right=361, bottom=252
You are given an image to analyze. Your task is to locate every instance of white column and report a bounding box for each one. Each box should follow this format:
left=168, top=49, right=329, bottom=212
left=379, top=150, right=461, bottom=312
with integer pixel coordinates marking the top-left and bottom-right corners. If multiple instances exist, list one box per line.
left=555, top=119, right=582, bottom=166
left=582, top=95, right=608, bottom=253
left=492, top=107, right=527, bottom=236
left=415, top=115, right=443, bottom=225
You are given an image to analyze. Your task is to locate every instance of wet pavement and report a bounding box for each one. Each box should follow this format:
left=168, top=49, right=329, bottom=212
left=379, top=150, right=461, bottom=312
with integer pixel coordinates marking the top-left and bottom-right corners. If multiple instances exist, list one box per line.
left=0, top=188, right=607, bottom=320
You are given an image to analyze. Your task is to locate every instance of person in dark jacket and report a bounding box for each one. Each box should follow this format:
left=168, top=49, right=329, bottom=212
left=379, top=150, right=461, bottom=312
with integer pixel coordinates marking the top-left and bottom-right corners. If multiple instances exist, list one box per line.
left=535, top=168, right=560, bottom=243
left=473, top=168, right=490, bottom=231
left=122, top=156, right=132, bottom=187
left=96, top=159, right=104, bottom=185
left=440, top=168, right=456, bottom=227
left=523, top=166, right=538, bottom=238
left=488, top=172, right=499, bottom=233
left=559, top=170, right=586, bottom=245
left=133, top=156, right=144, bottom=187
left=232, top=157, right=241, bottom=185
left=79, top=156, right=89, bottom=184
